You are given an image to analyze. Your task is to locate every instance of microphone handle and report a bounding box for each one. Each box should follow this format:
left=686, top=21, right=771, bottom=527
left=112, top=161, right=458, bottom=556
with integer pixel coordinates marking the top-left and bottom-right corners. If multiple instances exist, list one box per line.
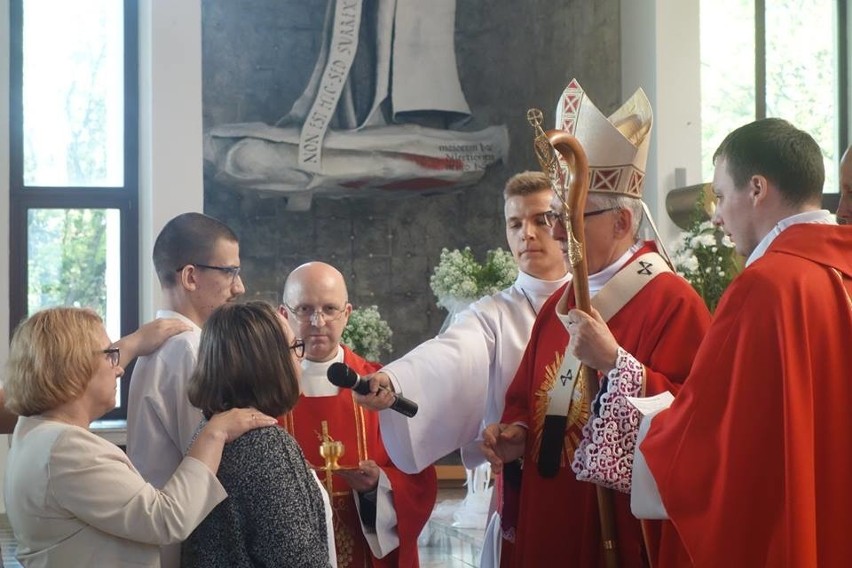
left=389, top=393, right=418, bottom=418
left=354, top=377, right=418, bottom=418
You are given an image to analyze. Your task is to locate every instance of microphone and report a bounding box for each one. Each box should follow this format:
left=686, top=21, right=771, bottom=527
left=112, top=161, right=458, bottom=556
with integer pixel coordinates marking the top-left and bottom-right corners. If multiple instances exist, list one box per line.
left=327, top=362, right=418, bottom=418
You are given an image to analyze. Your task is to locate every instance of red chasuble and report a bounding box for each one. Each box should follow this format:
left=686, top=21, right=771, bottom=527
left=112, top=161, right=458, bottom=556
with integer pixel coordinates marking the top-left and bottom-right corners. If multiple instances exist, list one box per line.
left=279, top=346, right=437, bottom=568
left=501, top=242, right=711, bottom=568
left=642, top=225, right=852, bottom=567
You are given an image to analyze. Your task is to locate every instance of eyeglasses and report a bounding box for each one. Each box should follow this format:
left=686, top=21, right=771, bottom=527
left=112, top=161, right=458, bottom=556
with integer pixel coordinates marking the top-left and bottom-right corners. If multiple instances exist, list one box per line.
left=584, top=207, right=620, bottom=219
left=289, top=338, right=305, bottom=358
left=542, top=210, right=566, bottom=228
left=177, top=263, right=242, bottom=283
left=284, top=303, right=347, bottom=324
left=101, top=347, right=121, bottom=367
left=542, top=207, right=620, bottom=228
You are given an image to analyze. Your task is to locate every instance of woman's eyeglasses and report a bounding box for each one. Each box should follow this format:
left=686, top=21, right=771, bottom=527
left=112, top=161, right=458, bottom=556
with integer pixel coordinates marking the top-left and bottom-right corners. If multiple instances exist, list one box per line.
left=289, top=339, right=305, bottom=358
left=101, top=347, right=120, bottom=367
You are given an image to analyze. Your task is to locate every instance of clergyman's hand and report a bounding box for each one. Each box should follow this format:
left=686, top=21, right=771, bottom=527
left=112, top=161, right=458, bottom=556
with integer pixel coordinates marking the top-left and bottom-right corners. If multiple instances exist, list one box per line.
left=565, top=307, right=619, bottom=374
left=351, top=372, right=395, bottom=411
left=481, top=423, right=527, bottom=475
left=334, top=459, right=381, bottom=493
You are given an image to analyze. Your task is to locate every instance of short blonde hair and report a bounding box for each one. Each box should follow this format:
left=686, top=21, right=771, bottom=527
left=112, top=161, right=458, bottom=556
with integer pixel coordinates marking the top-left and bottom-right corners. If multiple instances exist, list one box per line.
left=503, top=171, right=552, bottom=198
left=4, top=307, right=103, bottom=416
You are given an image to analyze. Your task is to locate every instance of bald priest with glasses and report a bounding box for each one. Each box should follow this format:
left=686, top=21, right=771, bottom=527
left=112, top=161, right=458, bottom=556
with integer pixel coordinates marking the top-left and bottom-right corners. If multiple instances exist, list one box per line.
left=127, top=212, right=246, bottom=568
left=277, top=262, right=437, bottom=568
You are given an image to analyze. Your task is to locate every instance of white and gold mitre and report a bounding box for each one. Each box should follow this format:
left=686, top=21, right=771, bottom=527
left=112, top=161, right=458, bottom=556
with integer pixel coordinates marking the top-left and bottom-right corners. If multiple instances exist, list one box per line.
left=554, top=78, right=652, bottom=198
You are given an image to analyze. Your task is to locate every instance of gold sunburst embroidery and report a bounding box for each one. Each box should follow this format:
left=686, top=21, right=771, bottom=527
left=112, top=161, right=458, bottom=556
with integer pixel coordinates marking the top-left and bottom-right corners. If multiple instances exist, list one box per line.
left=531, top=350, right=592, bottom=468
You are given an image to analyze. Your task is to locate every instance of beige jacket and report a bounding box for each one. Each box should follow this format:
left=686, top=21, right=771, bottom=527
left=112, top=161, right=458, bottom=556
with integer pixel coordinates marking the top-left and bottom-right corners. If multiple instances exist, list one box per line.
left=4, top=416, right=226, bottom=567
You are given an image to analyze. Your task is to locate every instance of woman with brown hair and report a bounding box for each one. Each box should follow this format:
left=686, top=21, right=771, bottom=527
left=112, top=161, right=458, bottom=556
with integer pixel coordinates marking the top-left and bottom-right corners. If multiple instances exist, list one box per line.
left=3, top=307, right=276, bottom=567
left=182, top=301, right=334, bottom=568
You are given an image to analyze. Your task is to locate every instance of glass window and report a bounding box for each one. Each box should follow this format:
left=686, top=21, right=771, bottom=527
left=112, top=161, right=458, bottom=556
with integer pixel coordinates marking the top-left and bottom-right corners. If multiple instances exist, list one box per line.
left=27, top=209, right=122, bottom=338
left=700, top=0, right=756, bottom=183
left=765, top=0, right=839, bottom=192
left=10, top=0, right=138, bottom=419
left=701, top=0, right=842, bottom=193
left=22, top=0, right=124, bottom=187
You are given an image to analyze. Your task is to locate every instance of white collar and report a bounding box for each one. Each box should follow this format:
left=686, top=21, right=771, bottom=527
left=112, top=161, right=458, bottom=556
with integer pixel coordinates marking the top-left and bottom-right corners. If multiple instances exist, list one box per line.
left=300, top=346, right=345, bottom=397
left=746, top=210, right=835, bottom=266
left=588, top=242, right=643, bottom=297
left=514, top=269, right=572, bottom=295
left=154, top=309, right=201, bottom=332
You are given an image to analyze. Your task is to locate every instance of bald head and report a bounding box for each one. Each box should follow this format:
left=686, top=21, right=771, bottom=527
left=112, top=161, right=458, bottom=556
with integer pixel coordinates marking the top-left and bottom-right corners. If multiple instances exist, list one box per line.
left=282, top=262, right=352, bottom=362
left=284, top=262, right=348, bottom=304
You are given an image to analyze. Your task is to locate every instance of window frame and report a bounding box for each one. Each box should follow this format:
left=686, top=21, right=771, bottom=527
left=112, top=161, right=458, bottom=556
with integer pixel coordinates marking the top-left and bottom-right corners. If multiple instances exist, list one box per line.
left=8, top=0, right=139, bottom=420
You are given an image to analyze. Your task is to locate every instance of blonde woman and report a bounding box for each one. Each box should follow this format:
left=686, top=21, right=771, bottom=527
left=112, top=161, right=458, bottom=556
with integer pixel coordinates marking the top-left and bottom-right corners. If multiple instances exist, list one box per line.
left=3, top=307, right=276, bottom=567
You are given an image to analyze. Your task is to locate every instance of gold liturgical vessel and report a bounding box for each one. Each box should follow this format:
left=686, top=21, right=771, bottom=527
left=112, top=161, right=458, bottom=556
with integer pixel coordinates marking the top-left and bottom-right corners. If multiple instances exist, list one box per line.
left=318, top=421, right=346, bottom=494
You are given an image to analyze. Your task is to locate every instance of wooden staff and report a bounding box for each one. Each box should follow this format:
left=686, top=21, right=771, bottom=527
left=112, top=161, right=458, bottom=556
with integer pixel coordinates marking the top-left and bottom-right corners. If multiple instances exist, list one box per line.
left=528, top=109, right=620, bottom=568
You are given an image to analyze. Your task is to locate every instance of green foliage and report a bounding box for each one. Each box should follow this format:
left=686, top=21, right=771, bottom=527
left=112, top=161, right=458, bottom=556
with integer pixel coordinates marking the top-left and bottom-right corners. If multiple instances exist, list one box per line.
left=28, top=209, right=108, bottom=317
left=341, top=305, right=393, bottom=362
left=429, top=247, right=518, bottom=310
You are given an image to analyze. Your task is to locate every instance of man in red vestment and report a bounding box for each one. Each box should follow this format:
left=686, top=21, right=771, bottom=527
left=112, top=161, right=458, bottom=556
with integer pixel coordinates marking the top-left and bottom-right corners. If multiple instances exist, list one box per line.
left=633, top=118, right=852, bottom=566
left=278, top=262, right=437, bottom=568
left=481, top=80, right=711, bottom=568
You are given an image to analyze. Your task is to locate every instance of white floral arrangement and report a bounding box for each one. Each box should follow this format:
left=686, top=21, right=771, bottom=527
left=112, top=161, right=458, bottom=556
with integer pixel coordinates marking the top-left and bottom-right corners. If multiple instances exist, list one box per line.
left=341, top=305, right=393, bottom=362
left=670, top=215, right=740, bottom=312
left=429, top=247, right=518, bottom=311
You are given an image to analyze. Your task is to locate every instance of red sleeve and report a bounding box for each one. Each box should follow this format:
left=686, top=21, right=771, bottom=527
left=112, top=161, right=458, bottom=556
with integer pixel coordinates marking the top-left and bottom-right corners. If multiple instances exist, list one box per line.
left=363, top=409, right=437, bottom=568
left=345, top=346, right=438, bottom=568
left=376, top=463, right=437, bottom=567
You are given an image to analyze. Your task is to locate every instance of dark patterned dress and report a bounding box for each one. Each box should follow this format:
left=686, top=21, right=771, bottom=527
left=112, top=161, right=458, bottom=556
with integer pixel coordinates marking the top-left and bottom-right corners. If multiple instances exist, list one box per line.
left=182, top=425, right=331, bottom=567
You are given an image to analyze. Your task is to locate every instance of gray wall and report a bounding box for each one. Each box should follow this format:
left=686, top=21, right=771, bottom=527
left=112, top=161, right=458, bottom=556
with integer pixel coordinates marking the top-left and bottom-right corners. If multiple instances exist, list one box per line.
left=202, top=0, right=621, bottom=361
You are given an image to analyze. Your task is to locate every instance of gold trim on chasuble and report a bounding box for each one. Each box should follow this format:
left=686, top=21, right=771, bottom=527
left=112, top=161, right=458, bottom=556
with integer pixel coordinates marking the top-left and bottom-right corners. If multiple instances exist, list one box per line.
left=282, top=396, right=370, bottom=497
left=532, top=350, right=591, bottom=467
left=282, top=396, right=371, bottom=568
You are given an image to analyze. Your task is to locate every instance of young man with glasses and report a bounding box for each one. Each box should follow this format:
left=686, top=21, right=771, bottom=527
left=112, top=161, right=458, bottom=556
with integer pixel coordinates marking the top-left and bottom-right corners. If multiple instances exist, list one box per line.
left=127, top=212, right=245, bottom=568
left=478, top=80, right=712, bottom=568
left=277, top=261, right=436, bottom=568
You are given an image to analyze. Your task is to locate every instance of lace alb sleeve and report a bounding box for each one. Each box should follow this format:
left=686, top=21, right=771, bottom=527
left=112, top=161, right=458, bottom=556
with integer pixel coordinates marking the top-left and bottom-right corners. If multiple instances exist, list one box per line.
left=571, top=347, right=644, bottom=493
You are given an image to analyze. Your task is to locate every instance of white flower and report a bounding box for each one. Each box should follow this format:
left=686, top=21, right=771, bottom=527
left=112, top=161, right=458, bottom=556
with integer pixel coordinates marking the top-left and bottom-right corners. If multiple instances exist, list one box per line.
left=679, top=255, right=700, bottom=273
left=341, top=305, right=393, bottom=361
left=430, top=247, right=518, bottom=310
left=690, top=233, right=717, bottom=249
left=721, top=234, right=735, bottom=248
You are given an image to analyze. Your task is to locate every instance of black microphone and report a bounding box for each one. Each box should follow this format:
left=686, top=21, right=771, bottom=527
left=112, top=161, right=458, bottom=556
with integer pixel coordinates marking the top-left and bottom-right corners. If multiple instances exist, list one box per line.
left=327, top=362, right=418, bottom=418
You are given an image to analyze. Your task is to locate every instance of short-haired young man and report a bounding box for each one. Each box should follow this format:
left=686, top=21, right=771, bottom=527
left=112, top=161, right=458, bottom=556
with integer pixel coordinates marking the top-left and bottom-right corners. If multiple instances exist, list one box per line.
left=634, top=118, right=852, bottom=565
left=127, top=212, right=245, bottom=568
